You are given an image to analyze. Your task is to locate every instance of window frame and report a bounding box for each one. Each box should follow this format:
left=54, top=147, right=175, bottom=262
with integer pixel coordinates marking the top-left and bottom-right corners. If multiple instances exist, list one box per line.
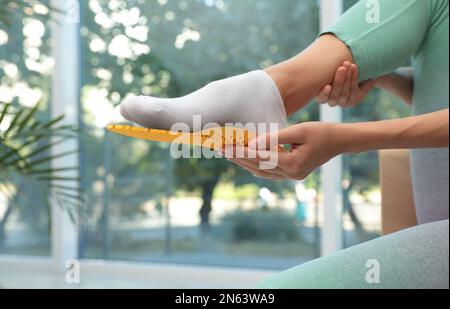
left=0, top=0, right=344, bottom=288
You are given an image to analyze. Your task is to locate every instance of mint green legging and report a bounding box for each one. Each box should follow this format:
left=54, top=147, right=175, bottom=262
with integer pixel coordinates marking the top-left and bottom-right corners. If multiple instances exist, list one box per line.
left=257, top=220, right=449, bottom=289
left=258, top=0, right=449, bottom=289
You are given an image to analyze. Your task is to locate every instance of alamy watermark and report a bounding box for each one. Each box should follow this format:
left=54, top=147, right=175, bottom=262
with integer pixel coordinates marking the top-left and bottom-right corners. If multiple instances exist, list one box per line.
left=65, top=259, right=80, bottom=284
left=65, top=0, right=80, bottom=24
left=168, top=115, right=281, bottom=170
left=365, top=259, right=380, bottom=284
left=365, top=0, right=381, bottom=24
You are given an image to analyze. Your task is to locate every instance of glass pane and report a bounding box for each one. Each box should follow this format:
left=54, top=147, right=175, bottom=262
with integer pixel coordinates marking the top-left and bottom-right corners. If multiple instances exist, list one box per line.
left=0, top=1, right=52, bottom=256
left=342, top=93, right=411, bottom=248
left=79, top=0, right=321, bottom=269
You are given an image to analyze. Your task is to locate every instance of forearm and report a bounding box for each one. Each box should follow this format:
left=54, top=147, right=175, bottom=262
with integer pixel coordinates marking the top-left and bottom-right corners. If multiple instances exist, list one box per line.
left=265, top=34, right=353, bottom=115
left=339, top=109, right=449, bottom=153
left=376, top=67, right=414, bottom=105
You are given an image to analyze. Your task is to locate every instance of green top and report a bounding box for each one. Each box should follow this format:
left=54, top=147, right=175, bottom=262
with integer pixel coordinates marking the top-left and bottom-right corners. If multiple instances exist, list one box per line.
left=324, top=0, right=448, bottom=115
left=324, top=0, right=449, bottom=224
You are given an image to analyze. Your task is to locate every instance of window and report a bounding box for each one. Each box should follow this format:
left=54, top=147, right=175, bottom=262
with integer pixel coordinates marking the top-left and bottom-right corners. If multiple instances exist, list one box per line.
left=79, top=0, right=321, bottom=270
left=0, top=0, right=408, bottom=288
left=0, top=1, right=52, bottom=256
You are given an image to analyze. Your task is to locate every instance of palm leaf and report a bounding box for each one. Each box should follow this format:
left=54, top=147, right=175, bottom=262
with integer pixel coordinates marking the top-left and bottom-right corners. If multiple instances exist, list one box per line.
left=3, top=108, right=25, bottom=138
left=38, top=176, right=81, bottom=182
left=5, top=138, right=68, bottom=167
left=28, top=149, right=79, bottom=167
left=25, top=166, right=79, bottom=175
left=0, top=1, right=83, bottom=222
left=0, top=103, right=11, bottom=125
left=15, top=102, right=40, bottom=134
left=0, top=102, right=84, bottom=223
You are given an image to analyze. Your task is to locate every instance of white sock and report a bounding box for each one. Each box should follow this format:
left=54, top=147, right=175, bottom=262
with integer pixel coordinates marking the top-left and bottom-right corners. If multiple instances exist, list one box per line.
left=120, top=70, right=287, bottom=131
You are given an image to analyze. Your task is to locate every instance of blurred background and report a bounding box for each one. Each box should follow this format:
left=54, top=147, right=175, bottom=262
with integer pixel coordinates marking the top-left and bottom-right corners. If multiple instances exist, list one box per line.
left=0, top=0, right=410, bottom=288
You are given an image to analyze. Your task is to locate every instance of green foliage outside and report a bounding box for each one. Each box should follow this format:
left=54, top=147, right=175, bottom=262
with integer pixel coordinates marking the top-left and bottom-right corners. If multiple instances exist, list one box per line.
left=0, top=0, right=411, bottom=257
left=79, top=0, right=320, bottom=238
left=218, top=208, right=299, bottom=242
left=0, top=0, right=81, bottom=251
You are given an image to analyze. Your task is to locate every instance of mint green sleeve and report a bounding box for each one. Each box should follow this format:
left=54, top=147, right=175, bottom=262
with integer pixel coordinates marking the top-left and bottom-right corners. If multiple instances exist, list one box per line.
left=321, top=0, right=438, bottom=81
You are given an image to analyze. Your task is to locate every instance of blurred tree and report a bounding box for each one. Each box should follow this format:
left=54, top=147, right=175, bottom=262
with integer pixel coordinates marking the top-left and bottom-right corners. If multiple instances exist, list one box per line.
left=0, top=0, right=82, bottom=250
left=79, top=0, right=411, bottom=238
left=80, top=0, right=319, bottom=234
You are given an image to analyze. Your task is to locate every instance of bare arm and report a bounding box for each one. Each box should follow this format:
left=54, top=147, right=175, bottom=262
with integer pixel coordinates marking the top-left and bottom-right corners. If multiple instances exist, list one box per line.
left=376, top=67, right=414, bottom=105
left=230, top=109, right=449, bottom=180
left=316, top=64, right=414, bottom=107
left=341, top=108, right=449, bottom=153
left=265, top=34, right=354, bottom=115
left=268, top=0, right=433, bottom=114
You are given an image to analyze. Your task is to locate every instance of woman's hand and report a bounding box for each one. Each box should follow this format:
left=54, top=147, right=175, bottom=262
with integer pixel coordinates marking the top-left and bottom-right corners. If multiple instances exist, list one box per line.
left=316, top=61, right=377, bottom=108
left=227, top=109, right=449, bottom=181
left=227, top=122, right=344, bottom=181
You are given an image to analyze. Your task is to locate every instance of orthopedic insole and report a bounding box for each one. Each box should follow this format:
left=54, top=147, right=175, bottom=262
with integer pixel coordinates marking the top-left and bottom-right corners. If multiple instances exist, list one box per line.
left=107, top=125, right=256, bottom=150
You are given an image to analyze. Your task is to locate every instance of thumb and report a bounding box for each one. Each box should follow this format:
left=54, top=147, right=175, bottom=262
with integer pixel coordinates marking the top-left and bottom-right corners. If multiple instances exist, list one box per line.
left=248, top=125, right=304, bottom=150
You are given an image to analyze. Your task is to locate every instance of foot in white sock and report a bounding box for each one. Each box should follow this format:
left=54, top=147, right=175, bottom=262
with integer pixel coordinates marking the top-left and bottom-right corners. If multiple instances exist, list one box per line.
left=119, top=70, right=287, bottom=131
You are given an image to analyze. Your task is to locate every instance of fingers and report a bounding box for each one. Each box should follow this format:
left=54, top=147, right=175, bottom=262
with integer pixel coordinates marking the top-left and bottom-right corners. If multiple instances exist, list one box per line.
left=316, top=85, right=332, bottom=104
left=276, top=126, right=305, bottom=146
left=327, top=66, right=348, bottom=107
left=226, top=145, right=315, bottom=181
left=338, top=62, right=353, bottom=107
left=222, top=146, right=263, bottom=159
left=229, top=158, right=287, bottom=180
left=317, top=62, right=363, bottom=108
left=248, top=124, right=304, bottom=150
left=348, top=64, right=360, bottom=106
left=230, top=157, right=268, bottom=171
left=347, top=64, right=376, bottom=107
left=225, top=144, right=295, bottom=172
